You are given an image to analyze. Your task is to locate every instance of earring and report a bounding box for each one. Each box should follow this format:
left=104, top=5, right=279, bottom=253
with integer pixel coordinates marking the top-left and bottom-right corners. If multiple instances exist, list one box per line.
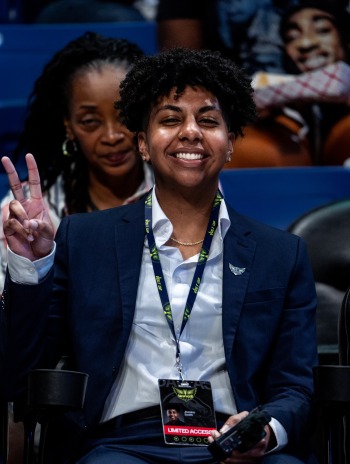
left=62, top=136, right=77, bottom=157
left=226, top=151, right=232, bottom=162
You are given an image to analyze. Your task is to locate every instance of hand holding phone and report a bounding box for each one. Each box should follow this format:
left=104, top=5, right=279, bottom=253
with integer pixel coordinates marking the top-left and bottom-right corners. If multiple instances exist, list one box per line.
left=207, top=407, right=271, bottom=461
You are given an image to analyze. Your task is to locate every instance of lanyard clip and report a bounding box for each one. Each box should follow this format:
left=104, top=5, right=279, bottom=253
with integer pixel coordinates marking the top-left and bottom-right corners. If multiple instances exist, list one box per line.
left=176, top=354, right=184, bottom=382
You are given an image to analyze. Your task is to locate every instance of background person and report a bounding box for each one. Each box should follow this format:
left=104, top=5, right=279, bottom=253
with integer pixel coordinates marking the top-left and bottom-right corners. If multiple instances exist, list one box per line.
left=226, top=0, right=350, bottom=167
left=280, top=0, right=350, bottom=165
left=0, top=31, right=154, bottom=291
left=1, top=31, right=154, bottom=464
left=0, top=48, right=318, bottom=463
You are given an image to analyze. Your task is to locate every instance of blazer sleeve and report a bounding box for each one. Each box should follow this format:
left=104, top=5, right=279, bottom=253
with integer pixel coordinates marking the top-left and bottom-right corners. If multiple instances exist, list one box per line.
left=263, top=237, right=318, bottom=450
left=0, top=217, right=71, bottom=399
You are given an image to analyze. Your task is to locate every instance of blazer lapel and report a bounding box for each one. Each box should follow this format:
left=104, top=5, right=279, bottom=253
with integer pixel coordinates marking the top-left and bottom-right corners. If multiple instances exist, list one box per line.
left=222, top=211, right=257, bottom=367
left=114, top=203, right=146, bottom=337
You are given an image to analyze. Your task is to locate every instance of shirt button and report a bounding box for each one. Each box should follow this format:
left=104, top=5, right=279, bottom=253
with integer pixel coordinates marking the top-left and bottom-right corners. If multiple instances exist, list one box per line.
left=28, top=268, right=35, bottom=274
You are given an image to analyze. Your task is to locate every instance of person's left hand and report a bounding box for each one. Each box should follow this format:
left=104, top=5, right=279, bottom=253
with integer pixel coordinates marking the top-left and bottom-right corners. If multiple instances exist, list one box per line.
left=208, top=411, right=271, bottom=463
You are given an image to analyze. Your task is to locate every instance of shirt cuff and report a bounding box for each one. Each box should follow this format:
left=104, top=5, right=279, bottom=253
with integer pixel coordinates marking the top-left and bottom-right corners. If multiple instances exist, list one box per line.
left=267, top=417, right=288, bottom=453
left=7, top=243, right=56, bottom=284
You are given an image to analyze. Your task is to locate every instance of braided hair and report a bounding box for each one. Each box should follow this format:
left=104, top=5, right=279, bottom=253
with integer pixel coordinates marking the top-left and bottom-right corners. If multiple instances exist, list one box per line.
left=116, top=47, right=257, bottom=138
left=14, top=31, right=144, bottom=214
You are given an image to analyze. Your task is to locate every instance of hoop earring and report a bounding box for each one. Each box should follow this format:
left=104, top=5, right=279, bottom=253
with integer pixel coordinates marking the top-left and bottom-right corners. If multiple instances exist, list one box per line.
left=62, top=137, right=77, bottom=157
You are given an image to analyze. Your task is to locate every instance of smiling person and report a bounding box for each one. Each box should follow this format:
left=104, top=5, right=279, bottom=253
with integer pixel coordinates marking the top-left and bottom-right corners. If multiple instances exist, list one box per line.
left=0, top=48, right=318, bottom=464
left=165, top=406, right=185, bottom=426
left=280, top=0, right=349, bottom=74
left=279, top=0, right=350, bottom=165
left=227, top=0, right=350, bottom=167
left=0, top=31, right=154, bottom=291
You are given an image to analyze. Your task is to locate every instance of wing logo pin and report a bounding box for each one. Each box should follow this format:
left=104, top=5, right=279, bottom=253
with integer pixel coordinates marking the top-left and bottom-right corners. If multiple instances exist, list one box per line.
left=229, top=264, right=246, bottom=276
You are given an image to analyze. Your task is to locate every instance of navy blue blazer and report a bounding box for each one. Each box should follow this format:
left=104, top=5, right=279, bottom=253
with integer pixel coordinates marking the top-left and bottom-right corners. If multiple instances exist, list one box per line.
left=0, top=198, right=318, bottom=450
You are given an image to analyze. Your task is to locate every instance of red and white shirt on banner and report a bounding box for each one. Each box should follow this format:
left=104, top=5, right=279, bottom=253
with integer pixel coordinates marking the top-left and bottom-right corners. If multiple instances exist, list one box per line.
left=253, top=61, right=350, bottom=110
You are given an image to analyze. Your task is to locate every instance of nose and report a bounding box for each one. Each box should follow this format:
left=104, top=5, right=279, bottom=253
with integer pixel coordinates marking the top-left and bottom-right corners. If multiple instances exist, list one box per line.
left=102, top=120, right=127, bottom=144
left=295, top=33, right=319, bottom=52
left=178, top=117, right=202, bottom=142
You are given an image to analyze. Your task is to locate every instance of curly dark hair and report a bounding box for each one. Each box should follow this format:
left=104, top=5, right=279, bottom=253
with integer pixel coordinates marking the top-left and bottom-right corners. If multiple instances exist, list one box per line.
left=13, top=31, right=144, bottom=214
left=116, top=48, right=257, bottom=137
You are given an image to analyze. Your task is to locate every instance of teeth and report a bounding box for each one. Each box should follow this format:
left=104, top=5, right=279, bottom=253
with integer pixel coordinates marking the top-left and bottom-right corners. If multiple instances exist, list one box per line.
left=302, top=55, right=327, bottom=70
left=175, top=153, right=204, bottom=160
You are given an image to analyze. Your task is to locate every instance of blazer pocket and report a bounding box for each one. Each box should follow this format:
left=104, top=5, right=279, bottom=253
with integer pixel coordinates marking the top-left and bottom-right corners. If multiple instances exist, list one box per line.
left=244, top=287, right=285, bottom=304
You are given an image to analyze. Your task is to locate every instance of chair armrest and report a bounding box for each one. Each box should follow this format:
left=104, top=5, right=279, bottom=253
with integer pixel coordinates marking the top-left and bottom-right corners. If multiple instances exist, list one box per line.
left=27, top=369, right=88, bottom=414
left=313, top=365, right=350, bottom=411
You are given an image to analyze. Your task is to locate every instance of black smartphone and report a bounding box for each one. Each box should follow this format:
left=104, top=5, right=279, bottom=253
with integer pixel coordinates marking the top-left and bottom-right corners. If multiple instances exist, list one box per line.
left=207, top=407, right=271, bottom=461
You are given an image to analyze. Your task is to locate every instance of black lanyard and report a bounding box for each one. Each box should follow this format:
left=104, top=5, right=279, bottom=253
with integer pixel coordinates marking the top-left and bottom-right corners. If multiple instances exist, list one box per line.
left=144, top=189, right=222, bottom=380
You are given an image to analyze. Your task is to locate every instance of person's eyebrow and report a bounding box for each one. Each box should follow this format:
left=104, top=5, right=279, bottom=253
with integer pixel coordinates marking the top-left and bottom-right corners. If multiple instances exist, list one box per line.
left=77, top=104, right=98, bottom=111
left=198, top=105, right=221, bottom=114
left=286, top=12, right=335, bottom=32
left=155, top=104, right=221, bottom=114
left=311, top=13, right=335, bottom=23
left=155, top=104, right=181, bottom=114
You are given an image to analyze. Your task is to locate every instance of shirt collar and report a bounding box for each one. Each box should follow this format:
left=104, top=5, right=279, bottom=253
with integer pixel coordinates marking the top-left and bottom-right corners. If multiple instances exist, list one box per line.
left=151, top=186, right=231, bottom=248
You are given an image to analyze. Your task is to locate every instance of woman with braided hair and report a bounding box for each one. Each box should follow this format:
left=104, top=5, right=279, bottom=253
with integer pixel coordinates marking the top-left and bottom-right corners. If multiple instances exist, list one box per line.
left=0, top=31, right=154, bottom=291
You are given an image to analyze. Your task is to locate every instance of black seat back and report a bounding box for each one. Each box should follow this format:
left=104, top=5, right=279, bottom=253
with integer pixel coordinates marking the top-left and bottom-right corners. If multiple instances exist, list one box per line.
left=288, top=198, right=350, bottom=362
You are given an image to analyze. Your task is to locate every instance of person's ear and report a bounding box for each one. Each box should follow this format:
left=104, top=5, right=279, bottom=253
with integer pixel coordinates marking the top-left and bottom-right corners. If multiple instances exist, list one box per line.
left=138, top=132, right=151, bottom=162
left=63, top=118, right=75, bottom=140
left=226, top=132, right=235, bottom=162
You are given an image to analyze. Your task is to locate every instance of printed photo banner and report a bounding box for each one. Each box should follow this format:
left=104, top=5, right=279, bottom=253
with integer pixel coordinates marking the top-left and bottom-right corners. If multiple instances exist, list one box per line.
left=253, top=61, right=350, bottom=110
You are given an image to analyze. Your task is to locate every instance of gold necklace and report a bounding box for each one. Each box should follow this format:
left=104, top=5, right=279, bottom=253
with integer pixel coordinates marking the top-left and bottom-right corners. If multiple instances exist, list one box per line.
left=170, top=237, right=204, bottom=246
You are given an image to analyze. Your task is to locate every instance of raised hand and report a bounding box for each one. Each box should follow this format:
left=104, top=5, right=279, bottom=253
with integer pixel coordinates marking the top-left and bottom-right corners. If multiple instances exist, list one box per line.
left=1, top=153, right=54, bottom=261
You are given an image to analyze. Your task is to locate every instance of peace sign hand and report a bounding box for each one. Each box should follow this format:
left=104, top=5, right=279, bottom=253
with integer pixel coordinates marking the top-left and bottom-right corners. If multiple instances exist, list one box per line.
left=1, top=153, right=55, bottom=261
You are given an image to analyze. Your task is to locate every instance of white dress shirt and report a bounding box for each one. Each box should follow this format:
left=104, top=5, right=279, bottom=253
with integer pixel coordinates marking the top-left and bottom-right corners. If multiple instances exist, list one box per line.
left=102, top=187, right=236, bottom=420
